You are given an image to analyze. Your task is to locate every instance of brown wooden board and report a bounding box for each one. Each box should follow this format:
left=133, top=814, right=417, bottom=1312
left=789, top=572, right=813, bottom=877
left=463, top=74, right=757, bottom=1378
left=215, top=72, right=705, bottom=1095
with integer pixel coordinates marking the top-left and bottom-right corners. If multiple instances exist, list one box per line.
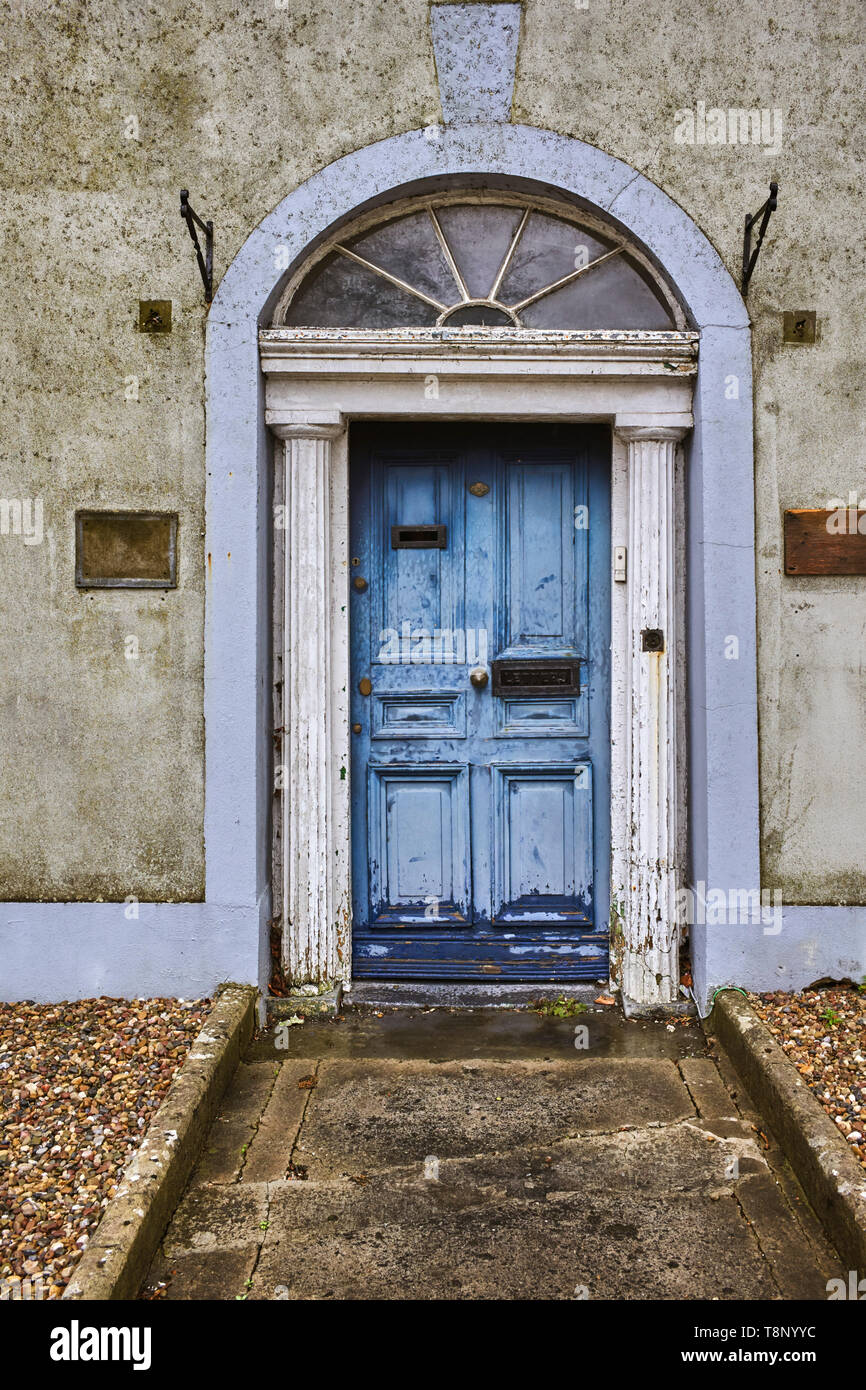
left=784, top=509, right=866, bottom=575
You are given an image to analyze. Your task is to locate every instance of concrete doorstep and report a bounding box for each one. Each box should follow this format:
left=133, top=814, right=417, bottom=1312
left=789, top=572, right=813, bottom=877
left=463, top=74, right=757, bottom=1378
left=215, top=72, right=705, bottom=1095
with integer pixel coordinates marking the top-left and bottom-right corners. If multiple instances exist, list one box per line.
left=142, top=1007, right=845, bottom=1301
left=61, top=992, right=865, bottom=1302
left=63, top=983, right=257, bottom=1301
left=710, top=990, right=866, bottom=1275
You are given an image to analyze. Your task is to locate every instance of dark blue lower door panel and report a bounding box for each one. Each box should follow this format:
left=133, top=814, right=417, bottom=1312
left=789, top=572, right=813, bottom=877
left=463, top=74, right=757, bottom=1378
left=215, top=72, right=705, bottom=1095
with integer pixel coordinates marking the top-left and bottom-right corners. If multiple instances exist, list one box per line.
left=350, top=423, right=611, bottom=981
left=352, top=931, right=610, bottom=980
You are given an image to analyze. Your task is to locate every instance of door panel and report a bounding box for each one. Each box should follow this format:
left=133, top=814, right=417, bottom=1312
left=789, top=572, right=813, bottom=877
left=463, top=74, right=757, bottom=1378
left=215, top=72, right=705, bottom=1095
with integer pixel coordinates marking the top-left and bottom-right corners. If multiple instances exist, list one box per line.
left=496, top=695, right=587, bottom=738
left=503, top=461, right=582, bottom=652
left=372, top=692, right=466, bottom=740
left=492, top=763, right=593, bottom=922
left=368, top=764, right=470, bottom=923
left=374, top=459, right=463, bottom=666
left=350, top=423, right=610, bottom=980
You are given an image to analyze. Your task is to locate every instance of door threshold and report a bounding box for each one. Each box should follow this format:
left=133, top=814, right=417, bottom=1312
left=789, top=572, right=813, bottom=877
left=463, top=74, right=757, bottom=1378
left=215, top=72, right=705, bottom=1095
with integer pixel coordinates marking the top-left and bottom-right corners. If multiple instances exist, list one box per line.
left=344, top=981, right=608, bottom=1010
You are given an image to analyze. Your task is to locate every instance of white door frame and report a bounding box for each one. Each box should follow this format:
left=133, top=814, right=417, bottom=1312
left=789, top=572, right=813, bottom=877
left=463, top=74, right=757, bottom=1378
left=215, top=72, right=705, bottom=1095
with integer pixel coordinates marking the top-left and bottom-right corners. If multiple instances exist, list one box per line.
left=262, top=327, right=695, bottom=1008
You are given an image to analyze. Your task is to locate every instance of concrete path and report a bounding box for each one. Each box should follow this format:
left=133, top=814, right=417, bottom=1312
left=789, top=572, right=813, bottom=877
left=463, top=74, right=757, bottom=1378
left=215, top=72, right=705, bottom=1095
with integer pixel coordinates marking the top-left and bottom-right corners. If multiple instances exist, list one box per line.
left=143, top=1008, right=841, bottom=1300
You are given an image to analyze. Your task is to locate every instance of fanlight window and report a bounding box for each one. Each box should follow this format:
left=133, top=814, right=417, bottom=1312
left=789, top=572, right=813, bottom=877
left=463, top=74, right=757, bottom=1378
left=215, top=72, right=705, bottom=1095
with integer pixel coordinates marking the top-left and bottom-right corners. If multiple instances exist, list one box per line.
left=280, top=198, right=678, bottom=331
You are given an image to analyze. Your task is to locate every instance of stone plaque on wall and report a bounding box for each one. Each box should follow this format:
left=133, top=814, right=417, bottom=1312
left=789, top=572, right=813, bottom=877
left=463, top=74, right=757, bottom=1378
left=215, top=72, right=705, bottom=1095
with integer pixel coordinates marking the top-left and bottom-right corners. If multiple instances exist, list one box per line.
left=75, top=511, right=178, bottom=588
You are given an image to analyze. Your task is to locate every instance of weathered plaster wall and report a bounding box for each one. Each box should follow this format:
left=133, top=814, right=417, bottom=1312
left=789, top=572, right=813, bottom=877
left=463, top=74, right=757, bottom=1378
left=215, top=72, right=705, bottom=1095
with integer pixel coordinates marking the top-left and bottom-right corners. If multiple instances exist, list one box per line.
left=515, top=0, right=866, bottom=903
left=0, top=0, right=863, bottom=905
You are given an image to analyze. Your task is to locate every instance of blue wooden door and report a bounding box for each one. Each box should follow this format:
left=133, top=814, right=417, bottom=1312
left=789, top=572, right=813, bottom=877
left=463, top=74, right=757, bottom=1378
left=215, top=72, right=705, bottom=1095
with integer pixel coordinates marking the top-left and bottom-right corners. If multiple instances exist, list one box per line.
left=350, top=423, right=610, bottom=980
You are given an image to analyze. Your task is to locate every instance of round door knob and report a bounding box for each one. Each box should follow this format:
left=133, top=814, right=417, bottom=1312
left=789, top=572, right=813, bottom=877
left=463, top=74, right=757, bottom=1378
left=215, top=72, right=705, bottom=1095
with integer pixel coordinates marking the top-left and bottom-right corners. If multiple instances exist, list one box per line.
left=469, top=667, right=489, bottom=690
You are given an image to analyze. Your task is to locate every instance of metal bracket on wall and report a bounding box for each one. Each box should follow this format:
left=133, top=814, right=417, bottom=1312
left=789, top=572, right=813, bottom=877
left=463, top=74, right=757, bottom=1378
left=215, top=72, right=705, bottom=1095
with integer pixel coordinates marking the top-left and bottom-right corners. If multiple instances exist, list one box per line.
left=180, top=189, right=214, bottom=303
left=742, top=181, right=778, bottom=297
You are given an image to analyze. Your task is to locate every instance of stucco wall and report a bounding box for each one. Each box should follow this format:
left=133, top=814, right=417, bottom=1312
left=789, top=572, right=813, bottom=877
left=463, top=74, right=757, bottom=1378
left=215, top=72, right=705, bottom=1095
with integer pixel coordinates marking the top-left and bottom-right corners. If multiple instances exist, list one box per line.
left=0, top=0, right=863, bottom=905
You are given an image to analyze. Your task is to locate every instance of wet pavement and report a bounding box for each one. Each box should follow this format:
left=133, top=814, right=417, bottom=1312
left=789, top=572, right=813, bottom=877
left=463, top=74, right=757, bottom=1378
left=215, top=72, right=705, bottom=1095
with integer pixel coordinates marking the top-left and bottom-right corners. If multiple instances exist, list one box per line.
left=248, top=1001, right=708, bottom=1062
left=143, top=1006, right=843, bottom=1301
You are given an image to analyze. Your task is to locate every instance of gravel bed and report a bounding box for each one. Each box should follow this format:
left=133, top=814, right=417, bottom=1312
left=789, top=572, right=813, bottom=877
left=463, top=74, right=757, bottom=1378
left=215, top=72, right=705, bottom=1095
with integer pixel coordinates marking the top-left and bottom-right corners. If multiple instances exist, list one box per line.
left=750, top=982, right=866, bottom=1169
left=0, top=996, right=210, bottom=1299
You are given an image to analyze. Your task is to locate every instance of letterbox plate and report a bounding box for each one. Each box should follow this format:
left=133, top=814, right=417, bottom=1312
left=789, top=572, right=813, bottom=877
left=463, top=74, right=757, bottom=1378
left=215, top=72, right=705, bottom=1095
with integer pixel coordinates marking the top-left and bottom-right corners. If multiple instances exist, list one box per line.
left=75, top=511, right=178, bottom=588
left=491, top=658, right=581, bottom=698
left=390, top=524, right=447, bottom=549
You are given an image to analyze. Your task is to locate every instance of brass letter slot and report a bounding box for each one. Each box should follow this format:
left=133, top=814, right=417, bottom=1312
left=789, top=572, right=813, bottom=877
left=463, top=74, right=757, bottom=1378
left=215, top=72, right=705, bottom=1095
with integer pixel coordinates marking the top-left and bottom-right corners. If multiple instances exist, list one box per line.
left=491, top=659, right=581, bottom=697
left=390, top=524, right=447, bottom=549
